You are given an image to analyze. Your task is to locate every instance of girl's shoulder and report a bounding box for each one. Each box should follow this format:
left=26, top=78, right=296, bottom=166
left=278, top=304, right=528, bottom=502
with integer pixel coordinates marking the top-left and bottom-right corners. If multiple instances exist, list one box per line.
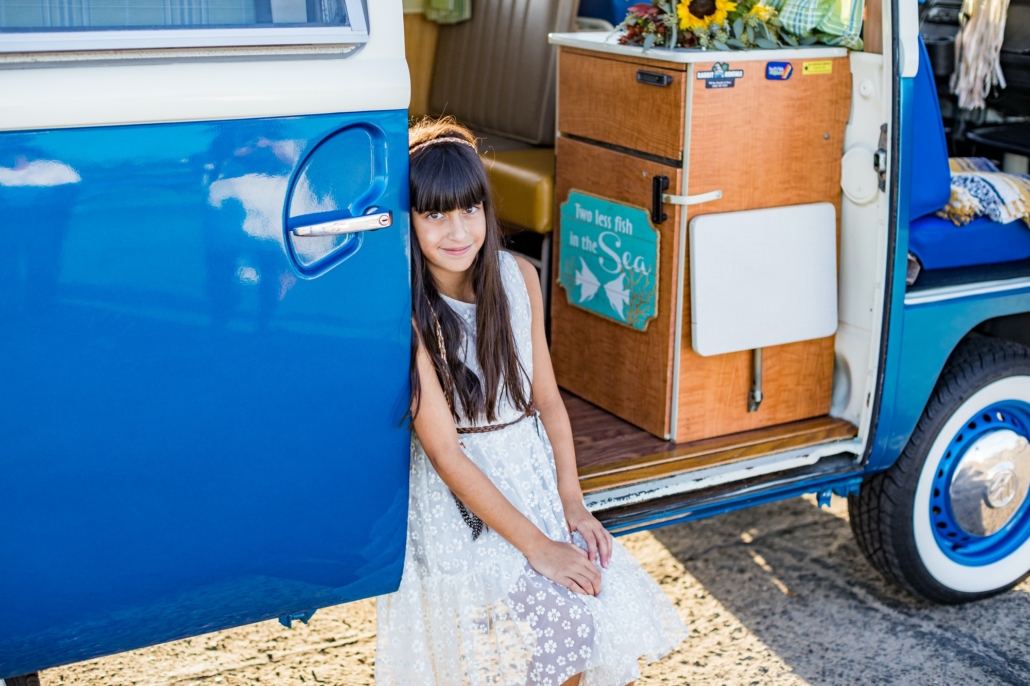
left=500, top=250, right=535, bottom=283
left=500, top=251, right=535, bottom=300
left=502, top=251, right=546, bottom=323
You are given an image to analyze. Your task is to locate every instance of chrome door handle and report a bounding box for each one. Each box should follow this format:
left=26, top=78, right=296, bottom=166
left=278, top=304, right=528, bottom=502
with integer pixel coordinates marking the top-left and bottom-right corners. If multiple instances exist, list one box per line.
left=291, top=211, right=393, bottom=237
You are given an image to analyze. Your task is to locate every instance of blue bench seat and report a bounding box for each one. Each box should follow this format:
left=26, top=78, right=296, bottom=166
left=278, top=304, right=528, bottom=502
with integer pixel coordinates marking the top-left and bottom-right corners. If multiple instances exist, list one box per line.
left=909, top=214, right=1030, bottom=270
left=906, top=36, right=1030, bottom=272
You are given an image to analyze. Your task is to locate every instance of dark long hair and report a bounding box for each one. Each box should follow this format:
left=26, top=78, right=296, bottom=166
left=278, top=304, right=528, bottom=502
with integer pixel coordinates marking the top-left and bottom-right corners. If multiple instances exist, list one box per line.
left=408, top=118, right=531, bottom=424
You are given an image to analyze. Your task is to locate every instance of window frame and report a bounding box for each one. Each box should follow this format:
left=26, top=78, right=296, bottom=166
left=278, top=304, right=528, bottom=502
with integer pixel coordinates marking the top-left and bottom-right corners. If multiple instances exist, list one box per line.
left=0, top=0, right=368, bottom=53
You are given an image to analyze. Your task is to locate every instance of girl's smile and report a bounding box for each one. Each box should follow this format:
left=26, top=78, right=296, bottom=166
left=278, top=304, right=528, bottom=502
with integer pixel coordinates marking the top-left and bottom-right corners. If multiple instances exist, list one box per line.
left=441, top=244, right=473, bottom=257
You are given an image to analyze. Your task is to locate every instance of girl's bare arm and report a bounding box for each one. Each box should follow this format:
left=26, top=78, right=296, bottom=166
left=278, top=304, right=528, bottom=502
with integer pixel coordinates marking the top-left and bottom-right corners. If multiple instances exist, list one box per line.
left=412, top=336, right=603, bottom=595
left=514, top=256, right=614, bottom=569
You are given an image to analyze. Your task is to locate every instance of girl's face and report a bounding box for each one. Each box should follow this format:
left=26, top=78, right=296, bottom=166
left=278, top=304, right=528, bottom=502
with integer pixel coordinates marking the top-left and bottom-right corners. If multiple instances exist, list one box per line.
left=412, top=204, right=486, bottom=278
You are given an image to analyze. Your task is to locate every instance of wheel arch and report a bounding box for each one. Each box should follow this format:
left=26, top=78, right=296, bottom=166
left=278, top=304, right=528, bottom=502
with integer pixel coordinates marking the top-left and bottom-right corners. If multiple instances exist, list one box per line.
left=868, top=290, right=1030, bottom=474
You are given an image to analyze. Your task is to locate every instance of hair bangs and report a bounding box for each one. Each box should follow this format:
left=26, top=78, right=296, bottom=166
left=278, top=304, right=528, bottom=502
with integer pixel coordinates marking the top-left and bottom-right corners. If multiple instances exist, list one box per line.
left=410, top=146, right=489, bottom=214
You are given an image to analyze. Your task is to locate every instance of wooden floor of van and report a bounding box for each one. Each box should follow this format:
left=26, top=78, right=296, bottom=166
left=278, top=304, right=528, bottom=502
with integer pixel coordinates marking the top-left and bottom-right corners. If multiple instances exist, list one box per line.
left=566, top=390, right=858, bottom=493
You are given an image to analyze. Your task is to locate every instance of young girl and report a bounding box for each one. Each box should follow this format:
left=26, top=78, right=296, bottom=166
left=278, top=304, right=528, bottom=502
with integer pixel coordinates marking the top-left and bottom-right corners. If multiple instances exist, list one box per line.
left=376, top=119, right=687, bottom=686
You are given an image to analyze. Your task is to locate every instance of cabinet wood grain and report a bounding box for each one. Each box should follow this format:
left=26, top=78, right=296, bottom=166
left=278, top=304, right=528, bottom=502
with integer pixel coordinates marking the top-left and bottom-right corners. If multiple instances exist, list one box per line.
left=676, top=56, right=851, bottom=442
left=558, top=48, right=687, bottom=161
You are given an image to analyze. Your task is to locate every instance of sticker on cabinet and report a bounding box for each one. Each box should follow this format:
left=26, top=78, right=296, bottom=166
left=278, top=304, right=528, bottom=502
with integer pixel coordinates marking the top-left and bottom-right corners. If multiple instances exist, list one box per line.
left=696, top=62, right=744, bottom=89
left=803, top=61, right=833, bottom=75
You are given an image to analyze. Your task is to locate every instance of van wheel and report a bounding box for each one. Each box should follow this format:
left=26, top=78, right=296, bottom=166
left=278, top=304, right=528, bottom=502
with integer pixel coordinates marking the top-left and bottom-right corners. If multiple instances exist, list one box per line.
left=4, top=674, right=42, bottom=686
left=849, top=336, right=1030, bottom=603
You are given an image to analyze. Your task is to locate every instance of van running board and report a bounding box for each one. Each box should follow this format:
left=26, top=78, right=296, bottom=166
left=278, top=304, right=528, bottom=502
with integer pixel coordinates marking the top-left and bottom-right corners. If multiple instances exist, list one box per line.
left=592, top=453, right=864, bottom=535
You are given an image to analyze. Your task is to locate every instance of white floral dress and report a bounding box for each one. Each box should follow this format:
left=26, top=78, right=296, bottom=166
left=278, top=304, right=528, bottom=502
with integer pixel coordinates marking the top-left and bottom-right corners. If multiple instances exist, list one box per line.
left=376, top=252, right=687, bottom=686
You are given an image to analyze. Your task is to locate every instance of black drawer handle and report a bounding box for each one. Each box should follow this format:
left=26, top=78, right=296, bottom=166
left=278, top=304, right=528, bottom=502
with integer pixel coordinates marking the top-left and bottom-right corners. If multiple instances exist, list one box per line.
left=637, top=70, right=674, bottom=87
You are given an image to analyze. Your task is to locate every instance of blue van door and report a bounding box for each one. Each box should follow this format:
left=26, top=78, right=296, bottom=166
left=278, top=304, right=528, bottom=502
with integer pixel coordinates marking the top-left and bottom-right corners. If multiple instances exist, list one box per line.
left=0, top=109, right=411, bottom=674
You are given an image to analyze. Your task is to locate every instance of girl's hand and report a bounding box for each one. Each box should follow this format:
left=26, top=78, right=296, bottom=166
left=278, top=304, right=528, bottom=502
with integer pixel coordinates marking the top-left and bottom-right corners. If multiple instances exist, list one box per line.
left=526, top=539, right=603, bottom=596
left=565, top=501, right=614, bottom=569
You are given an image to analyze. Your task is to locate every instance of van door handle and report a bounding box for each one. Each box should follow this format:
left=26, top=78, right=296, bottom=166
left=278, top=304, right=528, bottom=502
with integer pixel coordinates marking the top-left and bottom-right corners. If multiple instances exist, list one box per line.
left=290, top=211, right=393, bottom=237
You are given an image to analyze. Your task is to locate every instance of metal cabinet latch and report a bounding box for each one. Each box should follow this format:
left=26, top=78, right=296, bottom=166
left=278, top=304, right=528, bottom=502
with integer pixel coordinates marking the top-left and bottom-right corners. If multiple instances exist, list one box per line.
left=652, top=175, right=670, bottom=224
left=873, top=123, right=888, bottom=192
left=663, top=190, right=723, bottom=206
left=652, top=176, right=723, bottom=224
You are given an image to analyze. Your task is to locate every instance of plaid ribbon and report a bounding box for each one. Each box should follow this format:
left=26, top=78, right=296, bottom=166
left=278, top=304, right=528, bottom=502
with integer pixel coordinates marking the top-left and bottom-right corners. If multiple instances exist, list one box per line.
left=779, top=0, right=865, bottom=49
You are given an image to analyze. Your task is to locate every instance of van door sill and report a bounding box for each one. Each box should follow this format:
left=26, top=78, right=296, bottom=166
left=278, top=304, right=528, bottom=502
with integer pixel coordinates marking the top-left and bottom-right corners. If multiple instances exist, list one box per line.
left=568, top=390, right=858, bottom=495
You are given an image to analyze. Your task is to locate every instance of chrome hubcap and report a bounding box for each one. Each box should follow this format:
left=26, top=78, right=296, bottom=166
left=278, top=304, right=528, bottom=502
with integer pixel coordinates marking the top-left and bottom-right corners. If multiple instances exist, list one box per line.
left=949, top=429, right=1030, bottom=536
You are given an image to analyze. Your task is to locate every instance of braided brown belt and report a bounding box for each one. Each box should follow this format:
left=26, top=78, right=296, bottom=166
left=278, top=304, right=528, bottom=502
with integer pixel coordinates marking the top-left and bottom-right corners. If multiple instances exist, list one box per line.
left=456, top=404, right=537, bottom=434
left=453, top=406, right=539, bottom=540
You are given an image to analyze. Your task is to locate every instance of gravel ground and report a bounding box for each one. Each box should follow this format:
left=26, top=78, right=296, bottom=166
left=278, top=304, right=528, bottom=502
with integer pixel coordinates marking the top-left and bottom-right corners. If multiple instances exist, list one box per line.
left=44, top=495, right=1030, bottom=686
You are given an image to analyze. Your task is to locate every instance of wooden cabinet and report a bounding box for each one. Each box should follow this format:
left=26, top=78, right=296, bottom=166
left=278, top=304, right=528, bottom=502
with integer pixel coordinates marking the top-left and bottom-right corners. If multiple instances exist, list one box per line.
left=550, top=35, right=852, bottom=443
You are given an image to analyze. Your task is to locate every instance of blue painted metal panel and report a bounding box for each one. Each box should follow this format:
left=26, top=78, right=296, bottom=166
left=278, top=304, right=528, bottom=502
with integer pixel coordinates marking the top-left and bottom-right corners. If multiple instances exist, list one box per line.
left=866, top=74, right=916, bottom=473
left=873, top=284, right=1030, bottom=472
left=0, top=110, right=411, bottom=676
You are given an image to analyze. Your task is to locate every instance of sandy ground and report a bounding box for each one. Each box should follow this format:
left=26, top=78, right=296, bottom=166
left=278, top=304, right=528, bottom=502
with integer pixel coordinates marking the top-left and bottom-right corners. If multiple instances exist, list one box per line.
left=43, top=494, right=1030, bottom=686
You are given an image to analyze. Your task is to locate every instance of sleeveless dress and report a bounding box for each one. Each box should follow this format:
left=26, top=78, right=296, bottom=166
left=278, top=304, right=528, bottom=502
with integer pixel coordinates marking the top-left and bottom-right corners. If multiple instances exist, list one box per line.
left=376, top=252, right=687, bottom=686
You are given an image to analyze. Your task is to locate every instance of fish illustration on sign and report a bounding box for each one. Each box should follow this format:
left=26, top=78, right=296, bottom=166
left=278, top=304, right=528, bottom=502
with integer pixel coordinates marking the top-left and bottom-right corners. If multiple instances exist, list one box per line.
left=573, top=258, right=632, bottom=320
left=575, top=258, right=601, bottom=303
left=604, top=273, right=630, bottom=320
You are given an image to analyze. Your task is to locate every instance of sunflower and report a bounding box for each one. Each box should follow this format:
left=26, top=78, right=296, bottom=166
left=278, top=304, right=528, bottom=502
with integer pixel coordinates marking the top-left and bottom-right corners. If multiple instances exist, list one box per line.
left=748, top=2, right=775, bottom=21
left=677, top=0, right=738, bottom=30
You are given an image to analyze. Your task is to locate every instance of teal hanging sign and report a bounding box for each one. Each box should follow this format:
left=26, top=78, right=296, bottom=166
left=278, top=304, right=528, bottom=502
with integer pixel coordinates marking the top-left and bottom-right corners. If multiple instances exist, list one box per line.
left=557, top=191, right=659, bottom=331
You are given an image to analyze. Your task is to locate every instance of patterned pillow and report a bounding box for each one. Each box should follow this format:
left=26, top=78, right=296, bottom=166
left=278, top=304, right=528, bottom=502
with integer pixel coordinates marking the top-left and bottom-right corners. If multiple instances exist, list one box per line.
left=949, top=157, right=1000, bottom=172
left=938, top=157, right=1030, bottom=226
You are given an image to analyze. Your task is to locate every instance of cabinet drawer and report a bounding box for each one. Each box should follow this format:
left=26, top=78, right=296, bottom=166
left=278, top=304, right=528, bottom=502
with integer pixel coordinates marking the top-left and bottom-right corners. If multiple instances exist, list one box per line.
left=558, top=48, right=686, bottom=161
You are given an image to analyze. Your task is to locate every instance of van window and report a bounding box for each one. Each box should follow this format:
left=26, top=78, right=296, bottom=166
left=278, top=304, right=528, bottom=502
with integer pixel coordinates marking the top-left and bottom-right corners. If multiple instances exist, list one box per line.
left=0, top=0, right=367, bottom=51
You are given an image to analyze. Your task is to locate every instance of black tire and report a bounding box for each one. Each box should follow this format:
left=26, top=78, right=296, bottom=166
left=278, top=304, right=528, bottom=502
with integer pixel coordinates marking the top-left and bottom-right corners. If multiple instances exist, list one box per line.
left=849, top=335, right=1030, bottom=603
left=4, top=674, right=41, bottom=686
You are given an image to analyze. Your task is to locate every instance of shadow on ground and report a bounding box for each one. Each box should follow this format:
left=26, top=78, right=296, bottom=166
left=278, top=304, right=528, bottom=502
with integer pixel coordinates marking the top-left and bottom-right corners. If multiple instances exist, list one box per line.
left=650, top=496, right=1030, bottom=686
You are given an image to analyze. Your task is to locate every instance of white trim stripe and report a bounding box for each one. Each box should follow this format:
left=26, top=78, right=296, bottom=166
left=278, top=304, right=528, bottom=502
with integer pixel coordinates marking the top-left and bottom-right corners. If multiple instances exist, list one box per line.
left=904, top=276, right=1030, bottom=306
left=584, top=438, right=863, bottom=512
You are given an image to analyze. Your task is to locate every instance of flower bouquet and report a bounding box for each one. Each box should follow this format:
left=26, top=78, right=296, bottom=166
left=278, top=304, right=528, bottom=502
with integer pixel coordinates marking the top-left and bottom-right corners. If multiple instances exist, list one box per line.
left=618, top=0, right=847, bottom=51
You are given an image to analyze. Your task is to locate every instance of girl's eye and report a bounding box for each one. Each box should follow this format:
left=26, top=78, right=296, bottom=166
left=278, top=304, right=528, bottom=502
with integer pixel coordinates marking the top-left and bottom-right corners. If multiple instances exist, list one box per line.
left=463, top=206, right=479, bottom=215
left=426, top=211, right=444, bottom=220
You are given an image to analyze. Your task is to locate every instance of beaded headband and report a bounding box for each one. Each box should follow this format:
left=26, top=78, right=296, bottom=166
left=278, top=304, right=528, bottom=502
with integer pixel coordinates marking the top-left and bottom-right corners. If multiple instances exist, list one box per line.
left=409, top=136, right=478, bottom=156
